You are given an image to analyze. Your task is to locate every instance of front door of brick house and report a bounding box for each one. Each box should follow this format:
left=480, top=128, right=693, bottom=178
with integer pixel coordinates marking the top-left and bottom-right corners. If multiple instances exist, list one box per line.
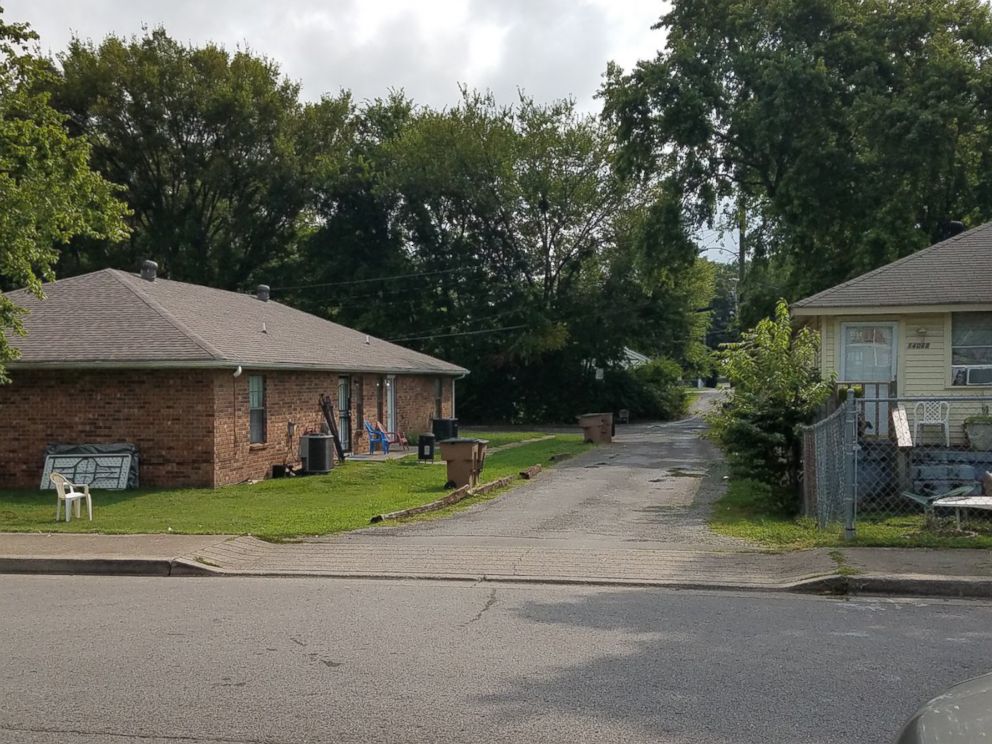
left=337, top=376, right=351, bottom=452
left=386, top=375, right=397, bottom=432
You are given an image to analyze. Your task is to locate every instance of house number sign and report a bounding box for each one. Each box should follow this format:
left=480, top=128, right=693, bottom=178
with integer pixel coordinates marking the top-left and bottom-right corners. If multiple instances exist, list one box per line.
left=907, top=341, right=930, bottom=349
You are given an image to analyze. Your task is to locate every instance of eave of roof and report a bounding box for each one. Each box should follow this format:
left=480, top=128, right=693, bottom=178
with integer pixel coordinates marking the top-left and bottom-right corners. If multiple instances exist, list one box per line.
left=4, top=359, right=469, bottom=376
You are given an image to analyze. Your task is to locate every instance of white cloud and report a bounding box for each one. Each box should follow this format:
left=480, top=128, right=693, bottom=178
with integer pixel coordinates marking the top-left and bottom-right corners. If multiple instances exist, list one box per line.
left=4, top=0, right=668, bottom=111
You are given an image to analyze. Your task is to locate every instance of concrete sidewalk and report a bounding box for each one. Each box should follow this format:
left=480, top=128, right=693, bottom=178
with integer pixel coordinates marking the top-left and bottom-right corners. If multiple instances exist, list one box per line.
left=2, top=532, right=992, bottom=597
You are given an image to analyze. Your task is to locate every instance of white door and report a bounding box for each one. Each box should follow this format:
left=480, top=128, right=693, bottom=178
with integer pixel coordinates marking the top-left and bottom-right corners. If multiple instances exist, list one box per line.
left=386, top=375, right=397, bottom=432
left=841, top=323, right=897, bottom=436
left=337, top=376, right=351, bottom=451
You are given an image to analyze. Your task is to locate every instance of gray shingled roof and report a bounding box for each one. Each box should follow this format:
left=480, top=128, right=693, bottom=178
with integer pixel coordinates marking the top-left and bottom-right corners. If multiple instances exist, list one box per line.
left=792, top=221, right=992, bottom=311
left=4, top=269, right=468, bottom=375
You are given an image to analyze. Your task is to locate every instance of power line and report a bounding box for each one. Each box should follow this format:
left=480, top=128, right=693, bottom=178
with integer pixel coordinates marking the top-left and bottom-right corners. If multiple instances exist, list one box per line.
left=271, top=266, right=469, bottom=291
left=383, top=297, right=715, bottom=346
left=386, top=324, right=528, bottom=342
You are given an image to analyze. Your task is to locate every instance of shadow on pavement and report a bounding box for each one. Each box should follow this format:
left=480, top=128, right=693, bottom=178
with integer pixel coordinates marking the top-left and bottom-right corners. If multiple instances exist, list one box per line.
left=474, top=588, right=992, bottom=744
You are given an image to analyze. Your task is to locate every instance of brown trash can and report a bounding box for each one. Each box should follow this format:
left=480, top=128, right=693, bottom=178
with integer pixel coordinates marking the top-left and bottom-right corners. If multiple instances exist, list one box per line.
left=439, top=438, right=489, bottom=488
left=577, top=412, right=614, bottom=444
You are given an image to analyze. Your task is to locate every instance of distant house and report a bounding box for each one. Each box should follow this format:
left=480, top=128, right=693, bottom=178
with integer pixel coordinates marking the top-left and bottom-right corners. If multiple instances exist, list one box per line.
left=0, top=262, right=467, bottom=488
left=621, top=347, right=651, bottom=369
left=792, top=222, right=992, bottom=442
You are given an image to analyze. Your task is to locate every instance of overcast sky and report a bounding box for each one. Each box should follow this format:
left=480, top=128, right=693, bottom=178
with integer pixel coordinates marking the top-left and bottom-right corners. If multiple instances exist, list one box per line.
left=7, top=0, right=668, bottom=113
left=5, top=0, right=733, bottom=259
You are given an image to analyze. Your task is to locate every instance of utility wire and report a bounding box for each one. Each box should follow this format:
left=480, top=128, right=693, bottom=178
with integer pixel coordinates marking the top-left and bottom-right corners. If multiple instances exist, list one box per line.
left=270, top=266, right=469, bottom=291
left=383, top=297, right=716, bottom=345
left=386, top=324, right=528, bottom=342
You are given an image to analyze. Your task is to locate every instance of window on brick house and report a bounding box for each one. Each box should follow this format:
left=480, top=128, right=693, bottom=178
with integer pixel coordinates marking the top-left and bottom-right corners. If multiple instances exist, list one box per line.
left=952, top=312, right=992, bottom=386
left=434, top=378, right=443, bottom=419
left=248, top=375, right=267, bottom=443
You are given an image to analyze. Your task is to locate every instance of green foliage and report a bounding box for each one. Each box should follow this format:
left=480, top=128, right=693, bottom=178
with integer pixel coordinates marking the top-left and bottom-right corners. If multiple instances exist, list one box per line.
left=602, top=0, right=992, bottom=319
left=291, top=90, right=712, bottom=422
left=707, top=300, right=832, bottom=502
left=629, top=357, right=689, bottom=420
left=53, top=28, right=350, bottom=289
left=0, top=11, right=128, bottom=381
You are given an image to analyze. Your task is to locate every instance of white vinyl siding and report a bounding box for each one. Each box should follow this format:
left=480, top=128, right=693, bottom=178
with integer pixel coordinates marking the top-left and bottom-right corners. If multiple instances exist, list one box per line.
left=818, top=312, right=989, bottom=445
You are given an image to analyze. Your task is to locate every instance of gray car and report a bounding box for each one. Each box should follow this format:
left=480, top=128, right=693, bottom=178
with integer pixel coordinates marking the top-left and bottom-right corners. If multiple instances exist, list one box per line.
left=896, top=672, right=992, bottom=742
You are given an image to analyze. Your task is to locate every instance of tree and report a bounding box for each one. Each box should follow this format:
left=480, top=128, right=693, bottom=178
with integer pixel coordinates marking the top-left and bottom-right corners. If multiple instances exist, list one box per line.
left=292, top=89, right=711, bottom=421
left=53, top=28, right=351, bottom=289
left=382, top=92, right=704, bottom=420
left=707, top=300, right=833, bottom=501
left=0, top=10, right=128, bottom=381
left=601, top=0, right=992, bottom=317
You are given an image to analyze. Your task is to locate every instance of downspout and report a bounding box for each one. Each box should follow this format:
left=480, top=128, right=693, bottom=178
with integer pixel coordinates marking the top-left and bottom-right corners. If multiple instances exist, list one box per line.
left=452, top=372, right=468, bottom=419
left=232, top=366, right=243, bottom=448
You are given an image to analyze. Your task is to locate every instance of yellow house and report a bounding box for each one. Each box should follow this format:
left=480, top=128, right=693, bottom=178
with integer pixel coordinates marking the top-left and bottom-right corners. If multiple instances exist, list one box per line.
left=792, top=222, right=992, bottom=445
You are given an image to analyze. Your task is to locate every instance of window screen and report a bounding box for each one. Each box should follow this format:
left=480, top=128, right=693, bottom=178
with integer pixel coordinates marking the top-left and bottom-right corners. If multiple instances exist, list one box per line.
left=248, top=375, right=266, bottom=443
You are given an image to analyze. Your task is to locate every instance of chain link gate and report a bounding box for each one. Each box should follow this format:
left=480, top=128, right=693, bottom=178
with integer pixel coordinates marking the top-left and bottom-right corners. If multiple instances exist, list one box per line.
left=801, top=397, right=857, bottom=535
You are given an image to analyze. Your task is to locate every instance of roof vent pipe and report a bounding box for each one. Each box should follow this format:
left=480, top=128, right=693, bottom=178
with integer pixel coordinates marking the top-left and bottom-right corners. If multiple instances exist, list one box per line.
left=256, top=284, right=270, bottom=302
left=947, top=220, right=966, bottom=238
left=140, top=260, right=158, bottom=281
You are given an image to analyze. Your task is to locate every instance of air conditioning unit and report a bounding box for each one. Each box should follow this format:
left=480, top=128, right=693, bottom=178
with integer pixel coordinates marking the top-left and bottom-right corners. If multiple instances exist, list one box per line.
left=966, top=367, right=992, bottom=386
left=302, top=434, right=334, bottom=473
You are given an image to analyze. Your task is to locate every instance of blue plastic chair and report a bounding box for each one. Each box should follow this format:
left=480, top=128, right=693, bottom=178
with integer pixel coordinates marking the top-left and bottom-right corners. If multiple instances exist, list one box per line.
left=364, top=420, right=390, bottom=454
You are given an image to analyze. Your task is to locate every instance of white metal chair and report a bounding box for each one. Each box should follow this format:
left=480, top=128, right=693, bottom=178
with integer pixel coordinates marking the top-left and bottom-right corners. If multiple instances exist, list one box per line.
left=50, top=472, right=92, bottom=522
left=913, top=400, right=950, bottom=447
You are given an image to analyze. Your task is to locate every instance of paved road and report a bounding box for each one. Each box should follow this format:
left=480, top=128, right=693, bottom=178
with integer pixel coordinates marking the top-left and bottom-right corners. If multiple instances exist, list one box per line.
left=3, top=575, right=992, bottom=743
left=324, top=392, right=749, bottom=552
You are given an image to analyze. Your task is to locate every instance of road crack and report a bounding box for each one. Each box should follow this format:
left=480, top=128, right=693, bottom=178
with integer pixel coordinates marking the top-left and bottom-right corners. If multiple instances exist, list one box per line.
left=465, top=588, right=498, bottom=625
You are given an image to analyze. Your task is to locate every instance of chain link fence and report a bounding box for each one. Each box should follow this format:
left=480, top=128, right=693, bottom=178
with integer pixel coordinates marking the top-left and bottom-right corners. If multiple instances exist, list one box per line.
left=802, top=394, right=992, bottom=533
left=853, top=396, right=992, bottom=522
left=801, top=398, right=855, bottom=529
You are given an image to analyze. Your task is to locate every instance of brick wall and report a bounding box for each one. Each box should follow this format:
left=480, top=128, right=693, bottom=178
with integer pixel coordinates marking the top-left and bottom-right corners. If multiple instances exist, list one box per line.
left=349, top=374, right=454, bottom=454
left=0, top=368, right=459, bottom=489
left=0, top=369, right=215, bottom=488
left=212, top=370, right=335, bottom=486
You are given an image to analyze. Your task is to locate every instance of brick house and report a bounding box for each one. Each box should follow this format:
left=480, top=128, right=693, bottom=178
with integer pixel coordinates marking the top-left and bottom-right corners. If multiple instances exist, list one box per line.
left=0, top=263, right=467, bottom=488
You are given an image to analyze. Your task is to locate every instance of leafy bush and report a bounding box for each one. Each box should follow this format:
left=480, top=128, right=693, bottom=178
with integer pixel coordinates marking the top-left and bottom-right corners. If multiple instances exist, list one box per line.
left=595, top=357, right=688, bottom=421
left=707, top=300, right=832, bottom=507
left=459, top=353, right=688, bottom=424
left=631, top=357, right=688, bottom=419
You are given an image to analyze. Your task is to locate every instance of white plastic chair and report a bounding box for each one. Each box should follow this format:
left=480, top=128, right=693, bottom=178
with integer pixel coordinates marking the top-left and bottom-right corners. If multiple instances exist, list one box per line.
left=50, top=472, right=92, bottom=522
left=913, top=400, right=950, bottom=447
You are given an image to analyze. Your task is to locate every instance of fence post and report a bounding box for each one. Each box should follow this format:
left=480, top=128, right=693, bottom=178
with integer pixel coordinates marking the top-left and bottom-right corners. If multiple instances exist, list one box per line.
left=843, top=397, right=858, bottom=541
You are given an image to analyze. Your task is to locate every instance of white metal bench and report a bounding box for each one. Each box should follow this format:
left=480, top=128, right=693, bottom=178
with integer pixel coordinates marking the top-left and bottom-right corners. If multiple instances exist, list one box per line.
left=933, top=494, right=992, bottom=530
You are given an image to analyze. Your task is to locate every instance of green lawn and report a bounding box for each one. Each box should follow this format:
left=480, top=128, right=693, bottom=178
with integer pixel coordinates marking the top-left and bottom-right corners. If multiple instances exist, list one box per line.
left=0, top=436, right=589, bottom=539
left=711, top=478, right=992, bottom=550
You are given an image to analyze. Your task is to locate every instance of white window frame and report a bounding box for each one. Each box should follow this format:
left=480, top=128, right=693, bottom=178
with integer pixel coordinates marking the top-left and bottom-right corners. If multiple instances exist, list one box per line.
left=950, top=311, right=992, bottom=387
left=839, top=322, right=898, bottom=383
left=248, top=374, right=267, bottom=444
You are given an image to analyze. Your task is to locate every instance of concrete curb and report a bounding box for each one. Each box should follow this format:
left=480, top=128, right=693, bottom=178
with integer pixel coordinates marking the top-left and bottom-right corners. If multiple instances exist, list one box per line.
left=113, top=565, right=985, bottom=599
left=0, top=555, right=216, bottom=577
left=840, top=573, right=992, bottom=599
left=4, top=556, right=990, bottom=599
left=14, top=554, right=979, bottom=599
left=369, top=475, right=517, bottom=523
